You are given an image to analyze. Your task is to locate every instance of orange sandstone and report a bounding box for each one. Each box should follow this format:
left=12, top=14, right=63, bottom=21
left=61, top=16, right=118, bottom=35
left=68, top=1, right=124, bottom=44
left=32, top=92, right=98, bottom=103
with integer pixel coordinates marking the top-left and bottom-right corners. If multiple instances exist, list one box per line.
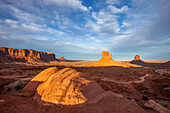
left=87, top=51, right=140, bottom=67
left=21, top=67, right=59, bottom=96
left=134, top=55, right=140, bottom=60
left=0, top=47, right=56, bottom=63
left=31, top=67, right=59, bottom=82
left=59, top=56, right=66, bottom=61
left=34, top=68, right=106, bottom=105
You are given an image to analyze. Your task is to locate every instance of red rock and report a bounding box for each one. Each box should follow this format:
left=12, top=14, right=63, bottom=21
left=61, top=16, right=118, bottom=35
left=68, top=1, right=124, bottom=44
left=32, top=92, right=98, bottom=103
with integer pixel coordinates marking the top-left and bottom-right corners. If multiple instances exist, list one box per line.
left=0, top=47, right=56, bottom=63
left=59, top=56, right=66, bottom=61
left=134, top=55, right=140, bottom=60
left=87, top=51, right=139, bottom=67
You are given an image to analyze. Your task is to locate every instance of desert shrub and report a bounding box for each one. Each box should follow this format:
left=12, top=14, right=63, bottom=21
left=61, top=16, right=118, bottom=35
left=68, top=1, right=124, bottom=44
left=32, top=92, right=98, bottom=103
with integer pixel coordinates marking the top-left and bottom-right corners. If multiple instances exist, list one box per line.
left=3, top=80, right=29, bottom=94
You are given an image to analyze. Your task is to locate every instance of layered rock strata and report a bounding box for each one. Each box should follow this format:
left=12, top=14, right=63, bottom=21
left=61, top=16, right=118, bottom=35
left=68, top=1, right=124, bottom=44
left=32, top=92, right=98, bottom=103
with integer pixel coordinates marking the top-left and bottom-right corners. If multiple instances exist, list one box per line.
left=0, top=47, right=56, bottom=63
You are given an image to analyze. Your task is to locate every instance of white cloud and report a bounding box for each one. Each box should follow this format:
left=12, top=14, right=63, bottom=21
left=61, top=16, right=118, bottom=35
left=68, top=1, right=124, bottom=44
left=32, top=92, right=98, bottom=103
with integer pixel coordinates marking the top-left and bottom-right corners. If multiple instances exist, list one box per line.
left=94, top=10, right=117, bottom=24
left=43, top=0, right=89, bottom=11
left=121, top=21, right=131, bottom=28
left=108, top=5, right=128, bottom=14
left=89, top=6, right=92, bottom=10
left=36, top=37, right=49, bottom=41
left=5, top=19, right=18, bottom=24
left=89, top=36, right=95, bottom=40
left=86, top=9, right=119, bottom=35
left=106, top=0, right=120, bottom=5
left=55, top=12, right=73, bottom=29
left=89, top=36, right=101, bottom=42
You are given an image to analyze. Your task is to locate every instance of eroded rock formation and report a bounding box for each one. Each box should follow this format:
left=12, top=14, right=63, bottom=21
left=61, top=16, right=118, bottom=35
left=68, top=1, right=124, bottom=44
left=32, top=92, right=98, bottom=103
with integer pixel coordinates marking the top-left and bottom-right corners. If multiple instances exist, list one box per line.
left=145, top=100, right=170, bottom=113
left=134, top=55, right=140, bottom=60
left=0, top=47, right=56, bottom=63
left=130, top=55, right=146, bottom=65
left=87, top=51, right=140, bottom=67
left=21, top=67, right=59, bottom=96
left=33, top=68, right=107, bottom=105
left=59, top=56, right=66, bottom=61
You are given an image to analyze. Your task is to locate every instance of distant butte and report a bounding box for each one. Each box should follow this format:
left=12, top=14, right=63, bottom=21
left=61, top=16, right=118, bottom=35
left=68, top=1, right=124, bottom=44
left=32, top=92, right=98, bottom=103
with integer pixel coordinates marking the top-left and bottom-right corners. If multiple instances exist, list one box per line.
left=87, top=51, right=140, bottom=67
left=134, top=55, right=140, bottom=60
left=59, top=56, right=67, bottom=61
left=130, top=55, right=146, bottom=64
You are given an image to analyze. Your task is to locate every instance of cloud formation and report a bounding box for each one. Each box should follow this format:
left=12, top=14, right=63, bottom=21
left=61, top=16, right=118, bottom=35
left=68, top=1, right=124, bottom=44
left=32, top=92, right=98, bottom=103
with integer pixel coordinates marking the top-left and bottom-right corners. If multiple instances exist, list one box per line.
left=0, top=0, right=170, bottom=60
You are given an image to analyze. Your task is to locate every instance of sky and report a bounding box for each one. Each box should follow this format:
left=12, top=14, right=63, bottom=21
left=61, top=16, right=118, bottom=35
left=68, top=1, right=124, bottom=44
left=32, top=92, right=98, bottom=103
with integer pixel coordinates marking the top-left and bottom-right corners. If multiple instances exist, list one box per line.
left=0, top=0, right=170, bottom=60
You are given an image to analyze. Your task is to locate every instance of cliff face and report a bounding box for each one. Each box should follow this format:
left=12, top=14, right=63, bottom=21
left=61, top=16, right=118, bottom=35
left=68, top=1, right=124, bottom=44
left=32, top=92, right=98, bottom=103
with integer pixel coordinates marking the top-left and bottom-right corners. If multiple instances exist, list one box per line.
left=134, top=55, right=140, bottom=60
left=0, top=47, right=56, bottom=63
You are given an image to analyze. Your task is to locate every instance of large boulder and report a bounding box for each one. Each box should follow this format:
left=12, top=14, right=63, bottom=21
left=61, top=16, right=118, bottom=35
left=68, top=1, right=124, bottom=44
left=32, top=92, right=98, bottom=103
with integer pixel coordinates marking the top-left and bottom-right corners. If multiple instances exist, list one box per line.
left=34, top=68, right=105, bottom=105
left=21, top=67, right=59, bottom=96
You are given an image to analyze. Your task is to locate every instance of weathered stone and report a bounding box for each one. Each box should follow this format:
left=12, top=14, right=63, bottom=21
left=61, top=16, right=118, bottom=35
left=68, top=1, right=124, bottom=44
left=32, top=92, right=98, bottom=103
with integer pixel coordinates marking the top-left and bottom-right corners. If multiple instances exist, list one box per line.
left=0, top=47, right=56, bottom=63
left=87, top=51, right=139, bottom=67
left=134, top=55, right=140, bottom=60
left=59, top=56, right=66, bottom=61
left=33, top=68, right=106, bottom=105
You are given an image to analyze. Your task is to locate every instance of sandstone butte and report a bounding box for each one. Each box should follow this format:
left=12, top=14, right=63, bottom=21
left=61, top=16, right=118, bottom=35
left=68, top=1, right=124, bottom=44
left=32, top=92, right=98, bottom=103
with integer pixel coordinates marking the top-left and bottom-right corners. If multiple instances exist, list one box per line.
left=59, top=56, right=67, bottom=61
left=134, top=55, right=141, bottom=60
left=0, top=47, right=56, bottom=63
left=130, top=55, right=146, bottom=65
left=23, top=67, right=123, bottom=105
left=87, top=51, right=140, bottom=67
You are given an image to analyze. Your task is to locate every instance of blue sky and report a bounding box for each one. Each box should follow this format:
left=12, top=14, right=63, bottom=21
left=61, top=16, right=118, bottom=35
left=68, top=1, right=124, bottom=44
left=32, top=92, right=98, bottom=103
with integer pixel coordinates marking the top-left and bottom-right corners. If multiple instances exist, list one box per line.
left=0, top=0, right=170, bottom=60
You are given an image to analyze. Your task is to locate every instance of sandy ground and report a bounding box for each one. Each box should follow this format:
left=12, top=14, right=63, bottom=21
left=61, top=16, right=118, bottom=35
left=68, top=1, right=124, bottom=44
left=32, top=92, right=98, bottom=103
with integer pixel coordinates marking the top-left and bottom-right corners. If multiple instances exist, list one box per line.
left=0, top=60, right=170, bottom=113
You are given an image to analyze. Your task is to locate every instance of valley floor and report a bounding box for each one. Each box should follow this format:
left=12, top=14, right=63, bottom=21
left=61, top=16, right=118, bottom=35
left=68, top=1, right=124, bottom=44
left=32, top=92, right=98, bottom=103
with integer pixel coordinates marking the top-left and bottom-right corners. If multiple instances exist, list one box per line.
left=0, top=61, right=169, bottom=113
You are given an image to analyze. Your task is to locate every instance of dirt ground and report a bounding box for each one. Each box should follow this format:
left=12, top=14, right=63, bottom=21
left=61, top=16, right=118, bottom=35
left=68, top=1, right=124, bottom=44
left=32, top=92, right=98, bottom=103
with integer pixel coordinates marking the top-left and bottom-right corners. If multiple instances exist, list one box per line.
left=0, top=61, right=169, bottom=113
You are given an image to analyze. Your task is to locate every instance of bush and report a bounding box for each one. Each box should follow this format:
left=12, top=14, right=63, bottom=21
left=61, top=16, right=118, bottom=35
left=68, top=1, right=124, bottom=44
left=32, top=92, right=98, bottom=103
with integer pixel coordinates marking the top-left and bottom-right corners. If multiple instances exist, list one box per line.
left=3, top=80, right=29, bottom=94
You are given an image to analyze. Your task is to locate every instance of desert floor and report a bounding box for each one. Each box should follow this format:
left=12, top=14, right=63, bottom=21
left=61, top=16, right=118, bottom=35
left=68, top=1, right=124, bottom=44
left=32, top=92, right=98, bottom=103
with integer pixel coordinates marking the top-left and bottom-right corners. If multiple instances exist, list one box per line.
left=0, top=60, right=169, bottom=113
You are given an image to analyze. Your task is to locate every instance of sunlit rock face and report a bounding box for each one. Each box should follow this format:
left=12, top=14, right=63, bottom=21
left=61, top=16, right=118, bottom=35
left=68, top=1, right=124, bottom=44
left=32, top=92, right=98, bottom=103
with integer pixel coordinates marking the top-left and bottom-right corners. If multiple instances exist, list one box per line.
left=34, top=68, right=104, bottom=105
left=87, top=51, right=140, bottom=67
left=130, top=55, right=145, bottom=65
left=31, top=67, right=59, bottom=82
left=22, top=67, right=59, bottom=96
left=102, top=51, right=113, bottom=59
left=134, top=55, right=140, bottom=60
left=59, top=56, right=66, bottom=61
left=0, top=47, right=56, bottom=63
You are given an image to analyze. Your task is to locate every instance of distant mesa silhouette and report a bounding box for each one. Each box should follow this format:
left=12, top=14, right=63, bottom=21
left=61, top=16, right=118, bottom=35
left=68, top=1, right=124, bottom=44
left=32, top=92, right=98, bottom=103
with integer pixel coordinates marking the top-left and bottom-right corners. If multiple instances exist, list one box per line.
left=0, top=47, right=56, bottom=63
left=87, top=51, right=140, bottom=67
left=165, top=61, right=170, bottom=64
left=59, top=56, right=67, bottom=61
left=22, top=67, right=120, bottom=105
left=130, top=55, right=146, bottom=65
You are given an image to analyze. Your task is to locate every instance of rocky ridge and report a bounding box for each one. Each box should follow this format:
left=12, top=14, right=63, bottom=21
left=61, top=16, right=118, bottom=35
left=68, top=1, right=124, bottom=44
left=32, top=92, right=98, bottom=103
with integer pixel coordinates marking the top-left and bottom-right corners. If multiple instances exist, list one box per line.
left=0, top=47, right=56, bottom=63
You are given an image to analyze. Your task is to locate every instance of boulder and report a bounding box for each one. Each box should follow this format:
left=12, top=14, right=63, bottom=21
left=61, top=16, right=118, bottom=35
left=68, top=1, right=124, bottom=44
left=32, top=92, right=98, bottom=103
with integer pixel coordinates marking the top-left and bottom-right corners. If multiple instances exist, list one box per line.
left=34, top=68, right=105, bottom=105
